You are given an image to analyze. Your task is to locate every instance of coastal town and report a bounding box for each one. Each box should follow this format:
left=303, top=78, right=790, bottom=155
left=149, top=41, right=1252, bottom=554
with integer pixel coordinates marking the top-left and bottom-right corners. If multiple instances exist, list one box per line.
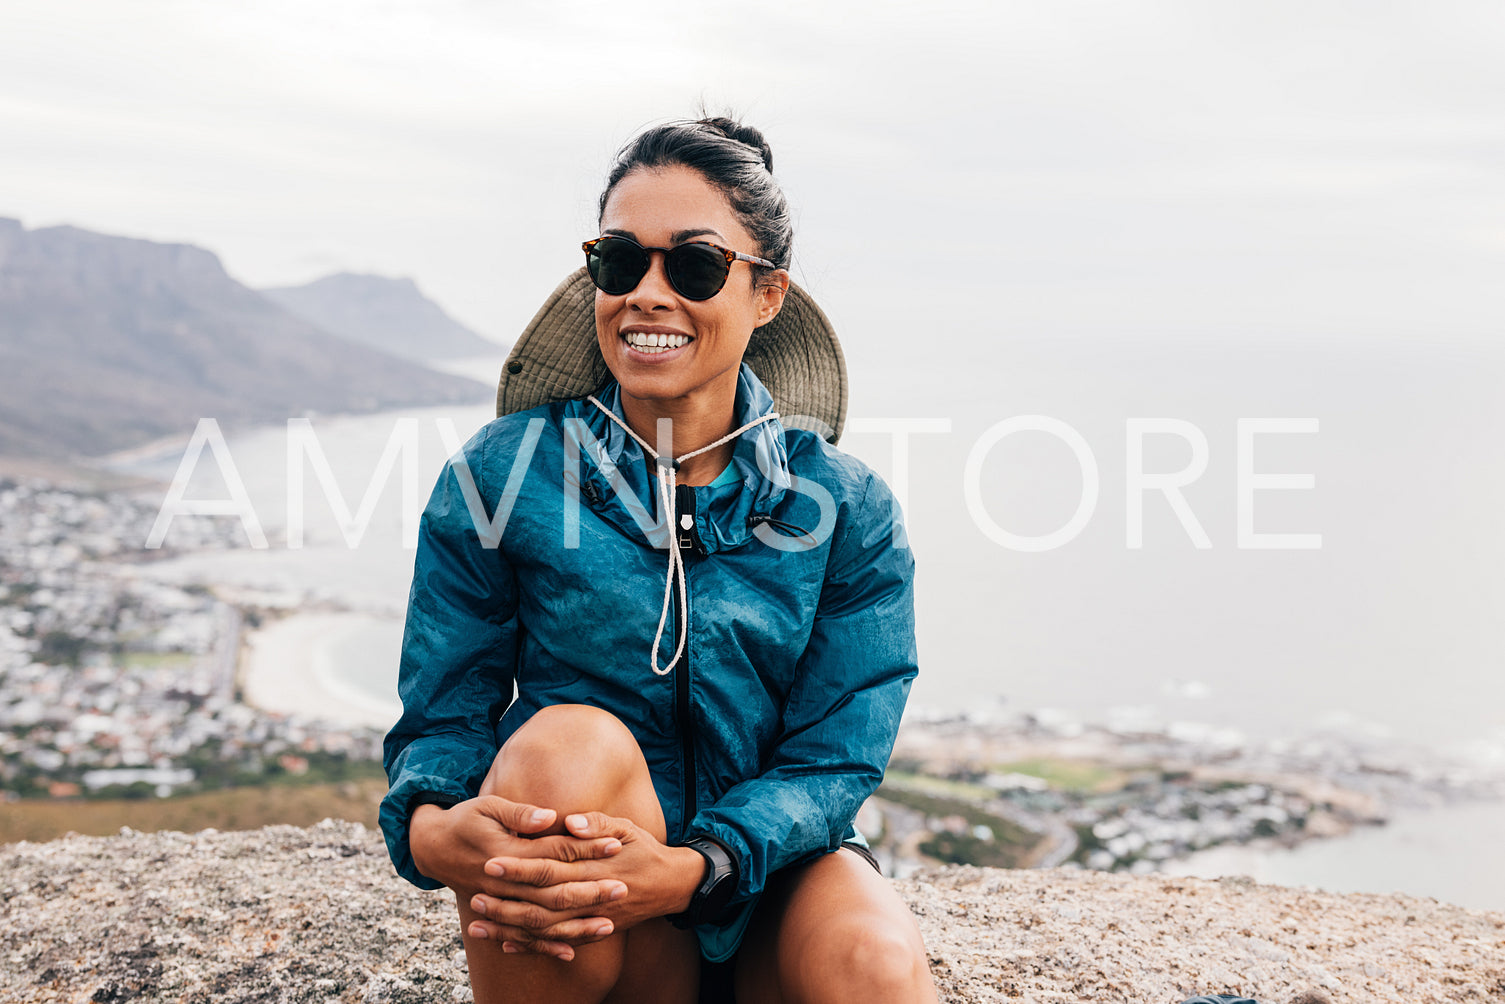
left=0, top=478, right=382, bottom=802
left=2, top=476, right=1502, bottom=883
left=865, top=711, right=1505, bottom=878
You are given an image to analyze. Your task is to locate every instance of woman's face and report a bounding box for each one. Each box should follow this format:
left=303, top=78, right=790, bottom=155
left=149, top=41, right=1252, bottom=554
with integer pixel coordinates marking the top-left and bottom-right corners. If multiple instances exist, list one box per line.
left=594, top=164, right=787, bottom=417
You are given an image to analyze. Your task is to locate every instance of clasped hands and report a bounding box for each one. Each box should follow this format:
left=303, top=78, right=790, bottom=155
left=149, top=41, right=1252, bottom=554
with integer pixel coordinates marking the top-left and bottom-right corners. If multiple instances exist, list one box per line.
left=409, top=796, right=702, bottom=961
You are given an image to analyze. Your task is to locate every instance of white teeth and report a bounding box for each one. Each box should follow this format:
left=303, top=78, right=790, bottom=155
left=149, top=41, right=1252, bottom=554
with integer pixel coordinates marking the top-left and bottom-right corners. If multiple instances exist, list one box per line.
left=624, top=332, right=690, bottom=353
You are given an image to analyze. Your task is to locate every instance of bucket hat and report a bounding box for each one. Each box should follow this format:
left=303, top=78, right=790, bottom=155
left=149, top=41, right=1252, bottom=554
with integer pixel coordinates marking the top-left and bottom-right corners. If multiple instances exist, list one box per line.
left=495, top=268, right=849, bottom=444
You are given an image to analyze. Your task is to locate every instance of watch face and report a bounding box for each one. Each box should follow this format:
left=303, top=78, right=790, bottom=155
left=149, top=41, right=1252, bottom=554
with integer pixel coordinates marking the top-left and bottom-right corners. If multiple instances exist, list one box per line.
left=700, top=866, right=735, bottom=921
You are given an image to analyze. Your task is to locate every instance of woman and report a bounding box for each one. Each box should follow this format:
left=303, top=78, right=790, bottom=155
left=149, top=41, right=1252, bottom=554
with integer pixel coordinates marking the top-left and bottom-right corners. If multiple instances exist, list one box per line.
left=381, top=117, right=937, bottom=1003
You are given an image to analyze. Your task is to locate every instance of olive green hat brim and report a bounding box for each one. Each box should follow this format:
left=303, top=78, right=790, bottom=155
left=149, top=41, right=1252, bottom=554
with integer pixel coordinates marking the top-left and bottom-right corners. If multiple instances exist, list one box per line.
left=496, top=268, right=848, bottom=444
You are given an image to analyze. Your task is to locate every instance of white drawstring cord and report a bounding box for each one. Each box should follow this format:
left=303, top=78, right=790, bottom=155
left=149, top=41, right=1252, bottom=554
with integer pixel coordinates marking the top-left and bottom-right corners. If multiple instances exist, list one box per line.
left=586, top=395, right=778, bottom=676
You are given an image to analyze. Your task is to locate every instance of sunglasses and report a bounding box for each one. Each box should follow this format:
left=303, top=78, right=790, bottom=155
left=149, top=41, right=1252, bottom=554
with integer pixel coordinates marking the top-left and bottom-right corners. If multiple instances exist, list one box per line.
left=582, top=235, right=776, bottom=301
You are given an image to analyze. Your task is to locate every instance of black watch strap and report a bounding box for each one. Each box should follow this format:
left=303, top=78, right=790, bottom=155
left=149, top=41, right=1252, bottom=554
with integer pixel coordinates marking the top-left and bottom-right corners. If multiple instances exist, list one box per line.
left=668, top=835, right=739, bottom=929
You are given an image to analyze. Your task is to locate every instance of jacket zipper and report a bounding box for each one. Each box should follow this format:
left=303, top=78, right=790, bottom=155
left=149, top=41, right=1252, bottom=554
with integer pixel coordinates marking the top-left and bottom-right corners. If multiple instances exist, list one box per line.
left=672, top=483, right=703, bottom=836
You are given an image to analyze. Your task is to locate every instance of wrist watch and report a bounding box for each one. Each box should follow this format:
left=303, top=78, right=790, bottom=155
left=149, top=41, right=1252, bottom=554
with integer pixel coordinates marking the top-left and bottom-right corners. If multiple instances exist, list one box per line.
left=668, top=835, right=739, bottom=929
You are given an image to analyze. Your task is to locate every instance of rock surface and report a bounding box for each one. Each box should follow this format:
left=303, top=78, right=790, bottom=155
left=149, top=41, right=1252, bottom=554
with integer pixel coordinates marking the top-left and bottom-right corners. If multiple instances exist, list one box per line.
left=2, top=821, right=1502, bottom=1003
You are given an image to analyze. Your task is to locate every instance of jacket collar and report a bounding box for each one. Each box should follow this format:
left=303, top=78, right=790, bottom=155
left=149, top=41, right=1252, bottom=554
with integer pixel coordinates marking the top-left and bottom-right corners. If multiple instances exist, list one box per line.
left=562, top=363, right=791, bottom=553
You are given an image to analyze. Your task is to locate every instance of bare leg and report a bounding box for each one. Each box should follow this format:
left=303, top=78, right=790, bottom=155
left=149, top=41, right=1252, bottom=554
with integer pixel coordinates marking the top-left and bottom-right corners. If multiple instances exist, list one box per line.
left=455, top=704, right=700, bottom=1004
left=734, top=847, right=937, bottom=1004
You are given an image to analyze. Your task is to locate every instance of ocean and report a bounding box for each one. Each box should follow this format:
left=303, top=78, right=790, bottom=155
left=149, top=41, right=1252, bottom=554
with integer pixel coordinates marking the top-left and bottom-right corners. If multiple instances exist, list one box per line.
left=120, top=341, right=1505, bottom=907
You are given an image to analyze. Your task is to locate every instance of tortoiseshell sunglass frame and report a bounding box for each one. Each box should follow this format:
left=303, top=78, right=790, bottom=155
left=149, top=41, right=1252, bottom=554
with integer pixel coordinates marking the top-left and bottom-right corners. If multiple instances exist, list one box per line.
left=582, top=235, right=776, bottom=301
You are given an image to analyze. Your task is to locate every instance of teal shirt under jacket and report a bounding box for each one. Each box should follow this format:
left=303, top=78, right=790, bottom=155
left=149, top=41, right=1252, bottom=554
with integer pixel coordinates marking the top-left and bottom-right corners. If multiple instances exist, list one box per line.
left=380, top=364, right=918, bottom=960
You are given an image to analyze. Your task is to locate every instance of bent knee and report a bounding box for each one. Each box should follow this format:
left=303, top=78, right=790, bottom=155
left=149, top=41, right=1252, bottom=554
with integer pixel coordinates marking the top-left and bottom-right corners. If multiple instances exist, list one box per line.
left=482, top=704, right=646, bottom=800
left=801, top=914, right=929, bottom=994
left=503, top=704, right=640, bottom=762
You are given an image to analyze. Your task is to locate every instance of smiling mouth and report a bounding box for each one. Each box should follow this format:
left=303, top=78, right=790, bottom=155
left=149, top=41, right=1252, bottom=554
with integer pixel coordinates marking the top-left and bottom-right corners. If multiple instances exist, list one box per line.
left=622, top=331, right=692, bottom=355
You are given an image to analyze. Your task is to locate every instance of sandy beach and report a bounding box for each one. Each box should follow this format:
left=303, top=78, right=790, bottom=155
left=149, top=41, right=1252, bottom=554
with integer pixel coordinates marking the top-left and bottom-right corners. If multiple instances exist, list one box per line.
left=240, top=612, right=403, bottom=730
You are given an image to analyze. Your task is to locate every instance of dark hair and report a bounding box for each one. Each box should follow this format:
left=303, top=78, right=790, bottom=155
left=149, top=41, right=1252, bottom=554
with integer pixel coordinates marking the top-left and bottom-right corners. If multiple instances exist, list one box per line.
left=598, top=116, right=793, bottom=279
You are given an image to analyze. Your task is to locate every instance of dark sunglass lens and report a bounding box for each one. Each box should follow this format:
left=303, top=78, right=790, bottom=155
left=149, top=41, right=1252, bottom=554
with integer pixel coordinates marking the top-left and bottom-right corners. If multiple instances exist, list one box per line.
left=588, top=238, right=649, bottom=295
left=667, top=243, right=730, bottom=300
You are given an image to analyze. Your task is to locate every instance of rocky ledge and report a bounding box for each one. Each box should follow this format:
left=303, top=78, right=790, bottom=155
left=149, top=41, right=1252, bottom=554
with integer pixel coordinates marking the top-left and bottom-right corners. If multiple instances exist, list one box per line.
left=2, top=821, right=1502, bottom=1003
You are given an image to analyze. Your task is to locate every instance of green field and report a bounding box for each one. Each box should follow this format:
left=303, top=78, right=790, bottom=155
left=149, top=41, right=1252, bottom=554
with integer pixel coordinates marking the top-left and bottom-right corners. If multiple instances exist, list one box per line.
left=992, top=757, right=1129, bottom=794
left=0, top=777, right=389, bottom=844
left=874, top=780, right=1040, bottom=868
left=883, top=770, right=997, bottom=801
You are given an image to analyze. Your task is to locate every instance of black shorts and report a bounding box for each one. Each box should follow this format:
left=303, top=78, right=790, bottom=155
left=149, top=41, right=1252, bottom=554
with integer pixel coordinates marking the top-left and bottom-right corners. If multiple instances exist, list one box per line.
left=698, top=842, right=881, bottom=1004
left=840, top=840, right=882, bottom=875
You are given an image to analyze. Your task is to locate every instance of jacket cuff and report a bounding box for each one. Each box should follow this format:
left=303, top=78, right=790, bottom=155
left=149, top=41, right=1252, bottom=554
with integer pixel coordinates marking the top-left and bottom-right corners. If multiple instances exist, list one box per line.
left=379, top=775, right=470, bottom=890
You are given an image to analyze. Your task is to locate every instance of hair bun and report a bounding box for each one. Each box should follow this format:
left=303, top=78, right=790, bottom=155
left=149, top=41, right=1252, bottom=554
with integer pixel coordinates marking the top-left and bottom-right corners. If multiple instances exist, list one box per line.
left=699, top=116, right=775, bottom=173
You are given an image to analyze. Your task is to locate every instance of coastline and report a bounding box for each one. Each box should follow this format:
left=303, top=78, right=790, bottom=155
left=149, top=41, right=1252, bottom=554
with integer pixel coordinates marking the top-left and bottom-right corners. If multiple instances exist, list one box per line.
left=1159, top=796, right=1505, bottom=911
left=883, top=712, right=1505, bottom=908
left=88, top=383, right=1502, bottom=911
left=239, top=611, right=402, bottom=731
left=225, top=602, right=1505, bottom=909
left=227, top=606, right=1505, bottom=910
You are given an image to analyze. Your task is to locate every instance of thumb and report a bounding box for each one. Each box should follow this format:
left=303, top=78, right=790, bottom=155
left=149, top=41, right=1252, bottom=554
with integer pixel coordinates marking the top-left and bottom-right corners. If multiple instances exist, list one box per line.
left=479, top=796, right=556, bottom=834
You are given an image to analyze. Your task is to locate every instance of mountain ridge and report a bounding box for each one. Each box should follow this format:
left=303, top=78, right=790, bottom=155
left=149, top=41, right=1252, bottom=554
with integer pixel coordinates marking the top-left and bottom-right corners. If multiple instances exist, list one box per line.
left=263, top=271, right=503, bottom=362
left=0, top=218, right=489, bottom=461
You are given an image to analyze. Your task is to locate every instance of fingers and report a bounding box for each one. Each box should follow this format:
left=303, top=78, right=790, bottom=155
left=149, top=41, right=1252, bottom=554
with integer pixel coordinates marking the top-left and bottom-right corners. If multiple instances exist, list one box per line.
left=503, top=935, right=577, bottom=961
left=536, top=833, right=623, bottom=863
left=466, top=898, right=617, bottom=956
left=481, top=854, right=581, bottom=888
left=472, top=878, right=626, bottom=916
left=478, top=796, right=556, bottom=835
left=466, top=918, right=585, bottom=961
left=563, top=810, right=633, bottom=840
left=481, top=834, right=620, bottom=881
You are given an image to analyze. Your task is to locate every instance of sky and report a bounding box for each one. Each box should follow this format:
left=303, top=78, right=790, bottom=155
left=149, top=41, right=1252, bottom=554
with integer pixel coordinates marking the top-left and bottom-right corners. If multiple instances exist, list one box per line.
left=4, top=0, right=1503, bottom=344
left=6, top=1, right=1505, bottom=753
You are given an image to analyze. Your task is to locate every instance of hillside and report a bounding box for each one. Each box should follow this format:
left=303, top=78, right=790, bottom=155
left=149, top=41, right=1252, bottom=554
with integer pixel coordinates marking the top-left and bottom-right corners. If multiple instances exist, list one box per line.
left=0, top=218, right=488, bottom=460
left=2, top=822, right=1501, bottom=1002
left=263, top=272, right=502, bottom=362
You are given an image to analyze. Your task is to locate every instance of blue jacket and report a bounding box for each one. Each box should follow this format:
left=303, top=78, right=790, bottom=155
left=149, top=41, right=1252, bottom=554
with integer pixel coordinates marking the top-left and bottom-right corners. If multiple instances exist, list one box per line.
left=380, top=364, right=917, bottom=960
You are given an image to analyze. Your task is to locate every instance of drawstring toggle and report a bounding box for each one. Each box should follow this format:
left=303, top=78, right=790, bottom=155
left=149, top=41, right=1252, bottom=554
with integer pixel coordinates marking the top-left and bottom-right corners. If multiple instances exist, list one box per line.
left=586, top=395, right=778, bottom=677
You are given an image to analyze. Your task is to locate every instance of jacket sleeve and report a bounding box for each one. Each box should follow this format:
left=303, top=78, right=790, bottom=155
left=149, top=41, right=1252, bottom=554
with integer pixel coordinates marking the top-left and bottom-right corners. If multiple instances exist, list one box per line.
left=685, top=474, right=917, bottom=904
left=380, top=425, right=519, bottom=890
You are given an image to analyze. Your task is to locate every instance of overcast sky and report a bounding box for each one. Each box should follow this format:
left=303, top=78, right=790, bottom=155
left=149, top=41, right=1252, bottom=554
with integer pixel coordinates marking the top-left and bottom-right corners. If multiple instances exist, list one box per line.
left=4, top=0, right=1503, bottom=346
left=7, top=1, right=1505, bottom=747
